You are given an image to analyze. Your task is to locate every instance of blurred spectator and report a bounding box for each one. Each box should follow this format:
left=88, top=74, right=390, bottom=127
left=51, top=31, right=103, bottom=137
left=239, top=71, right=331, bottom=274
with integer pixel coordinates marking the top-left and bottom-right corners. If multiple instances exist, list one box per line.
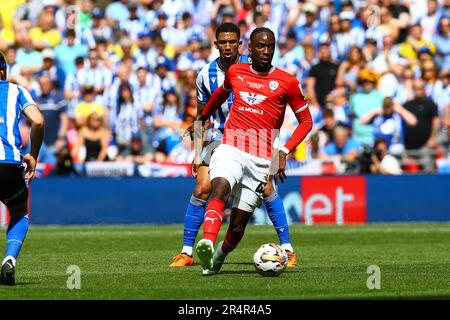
left=16, top=33, right=42, bottom=74
left=317, top=108, right=347, bottom=147
left=117, top=132, right=153, bottom=164
left=434, top=16, right=450, bottom=72
left=320, top=125, right=360, bottom=173
left=29, top=11, right=62, bottom=50
left=13, top=0, right=43, bottom=31
left=331, top=11, right=365, bottom=62
left=105, top=0, right=131, bottom=24
left=364, top=138, right=403, bottom=175
left=130, top=66, right=162, bottom=156
left=54, top=29, right=89, bottom=77
left=75, top=85, right=106, bottom=127
left=153, top=90, right=184, bottom=162
left=290, top=2, right=327, bottom=49
left=404, top=79, right=440, bottom=151
left=64, top=56, right=85, bottom=112
left=349, top=69, right=384, bottom=147
left=420, top=0, right=442, bottom=41
left=77, top=48, right=113, bottom=96
left=306, top=41, right=338, bottom=109
left=399, top=23, right=436, bottom=65
left=34, top=73, right=69, bottom=155
left=113, top=82, right=143, bottom=152
left=404, top=78, right=440, bottom=171
left=325, top=87, right=351, bottom=125
left=359, top=97, right=417, bottom=155
left=335, top=46, right=366, bottom=92
left=4, top=46, right=21, bottom=83
left=72, top=112, right=111, bottom=163
left=37, top=48, right=66, bottom=89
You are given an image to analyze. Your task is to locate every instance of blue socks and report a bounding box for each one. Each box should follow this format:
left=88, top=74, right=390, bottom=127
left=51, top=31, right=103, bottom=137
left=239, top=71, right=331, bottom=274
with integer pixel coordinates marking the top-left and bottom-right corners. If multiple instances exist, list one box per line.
left=182, top=195, right=206, bottom=255
left=5, top=212, right=29, bottom=263
left=264, top=192, right=292, bottom=250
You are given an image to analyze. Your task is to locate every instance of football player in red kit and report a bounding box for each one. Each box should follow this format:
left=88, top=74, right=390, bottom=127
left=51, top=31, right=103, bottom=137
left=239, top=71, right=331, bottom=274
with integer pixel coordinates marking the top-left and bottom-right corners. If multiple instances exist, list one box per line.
left=192, top=27, right=313, bottom=275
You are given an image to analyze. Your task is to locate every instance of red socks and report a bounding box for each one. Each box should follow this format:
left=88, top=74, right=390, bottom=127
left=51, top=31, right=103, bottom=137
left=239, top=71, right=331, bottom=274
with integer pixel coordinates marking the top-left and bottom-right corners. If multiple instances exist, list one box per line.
left=203, top=198, right=225, bottom=243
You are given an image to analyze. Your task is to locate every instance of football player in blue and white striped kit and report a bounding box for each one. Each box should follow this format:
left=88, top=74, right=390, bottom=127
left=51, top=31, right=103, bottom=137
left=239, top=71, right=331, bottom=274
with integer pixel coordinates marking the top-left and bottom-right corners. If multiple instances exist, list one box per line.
left=0, top=52, right=45, bottom=285
left=170, top=23, right=298, bottom=267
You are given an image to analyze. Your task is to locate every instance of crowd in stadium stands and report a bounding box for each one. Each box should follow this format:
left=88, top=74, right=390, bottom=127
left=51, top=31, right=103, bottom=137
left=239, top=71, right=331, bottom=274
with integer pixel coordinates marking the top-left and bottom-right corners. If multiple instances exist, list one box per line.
left=0, top=0, right=449, bottom=175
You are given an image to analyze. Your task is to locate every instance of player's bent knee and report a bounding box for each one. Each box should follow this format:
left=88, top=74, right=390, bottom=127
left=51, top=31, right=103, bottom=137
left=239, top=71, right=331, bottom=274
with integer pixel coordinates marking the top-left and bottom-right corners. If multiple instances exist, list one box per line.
left=263, top=180, right=274, bottom=197
left=193, top=184, right=211, bottom=201
left=210, top=177, right=231, bottom=201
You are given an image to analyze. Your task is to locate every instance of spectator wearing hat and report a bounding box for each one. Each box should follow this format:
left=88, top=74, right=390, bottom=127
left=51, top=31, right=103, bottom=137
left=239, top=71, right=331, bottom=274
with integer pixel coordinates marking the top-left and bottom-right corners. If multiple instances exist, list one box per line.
left=331, top=10, right=365, bottom=62
left=306, top=41, right=339, bottom=109
left=349, top=69, right=384, bottom=147
left=154, top=56, right=177, bottom=94
left=37, top=48, right=65, bottom=89
left=86, top=7, right=113, bottom=43
left=290, top=2, right=327, bottom=49
left=133, top=30, right=157, bottom=71
left=54, top=29, right=89, bottom=77
left=29, top=11, right=62, bottom=50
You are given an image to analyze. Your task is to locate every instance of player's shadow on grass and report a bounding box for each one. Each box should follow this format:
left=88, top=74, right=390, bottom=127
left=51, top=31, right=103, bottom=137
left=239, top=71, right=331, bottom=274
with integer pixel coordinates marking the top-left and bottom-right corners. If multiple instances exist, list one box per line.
left=224, top=262, right=254, bottom=265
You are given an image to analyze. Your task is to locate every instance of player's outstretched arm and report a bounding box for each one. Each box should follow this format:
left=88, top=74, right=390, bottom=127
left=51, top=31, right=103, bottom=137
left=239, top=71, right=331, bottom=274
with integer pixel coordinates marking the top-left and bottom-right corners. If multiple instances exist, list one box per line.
left=23, top=104, right=45, bottom=181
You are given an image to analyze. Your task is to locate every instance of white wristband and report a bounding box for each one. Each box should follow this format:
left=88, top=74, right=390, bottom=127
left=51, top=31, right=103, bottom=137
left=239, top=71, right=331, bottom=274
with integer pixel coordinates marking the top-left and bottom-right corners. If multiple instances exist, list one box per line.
left=280, top=146, right=290, bottom=155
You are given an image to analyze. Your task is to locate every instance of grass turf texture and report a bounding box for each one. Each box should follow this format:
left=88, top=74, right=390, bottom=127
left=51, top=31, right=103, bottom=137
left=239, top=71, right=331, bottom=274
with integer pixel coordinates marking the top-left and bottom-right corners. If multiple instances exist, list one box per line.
left=0, top=224, right=449, bottom=299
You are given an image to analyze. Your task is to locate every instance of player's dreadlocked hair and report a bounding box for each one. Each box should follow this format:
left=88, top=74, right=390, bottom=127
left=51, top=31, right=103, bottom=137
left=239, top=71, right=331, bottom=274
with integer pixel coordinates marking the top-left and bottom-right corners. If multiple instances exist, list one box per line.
left=0, top=51, right=7, bottom=79
left=216, top=22, right=240, bottom=39
left=249, top=27, right=275, bottom=42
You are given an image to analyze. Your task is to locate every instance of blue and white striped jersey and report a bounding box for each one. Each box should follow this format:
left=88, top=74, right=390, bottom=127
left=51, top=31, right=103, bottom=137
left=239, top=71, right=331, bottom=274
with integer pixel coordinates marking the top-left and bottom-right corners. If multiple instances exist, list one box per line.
left=196, top=55, right=250, bottom=141
left=0, top=81, right=36, bottom=164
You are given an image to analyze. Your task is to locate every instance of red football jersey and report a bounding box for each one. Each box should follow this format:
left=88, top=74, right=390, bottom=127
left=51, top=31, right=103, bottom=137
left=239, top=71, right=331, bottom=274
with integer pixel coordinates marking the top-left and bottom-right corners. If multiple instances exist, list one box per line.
left=221, top=63, right=308, bottom=159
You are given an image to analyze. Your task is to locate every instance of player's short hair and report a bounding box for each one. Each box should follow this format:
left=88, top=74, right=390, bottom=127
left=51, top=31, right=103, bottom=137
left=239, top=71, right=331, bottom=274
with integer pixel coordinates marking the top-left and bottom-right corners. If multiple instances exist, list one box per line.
left=216, top=22, right=240, bottom=39
left=249, top=27, right=275, bottom=43
left=0, top=51, right=7, bottom=78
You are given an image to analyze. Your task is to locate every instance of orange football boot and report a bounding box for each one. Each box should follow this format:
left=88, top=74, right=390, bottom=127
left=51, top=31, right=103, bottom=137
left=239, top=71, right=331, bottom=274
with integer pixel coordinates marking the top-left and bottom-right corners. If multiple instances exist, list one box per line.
left=286, top=251, right=298, bottom=268
left=169, top=253, right=194, bottom=267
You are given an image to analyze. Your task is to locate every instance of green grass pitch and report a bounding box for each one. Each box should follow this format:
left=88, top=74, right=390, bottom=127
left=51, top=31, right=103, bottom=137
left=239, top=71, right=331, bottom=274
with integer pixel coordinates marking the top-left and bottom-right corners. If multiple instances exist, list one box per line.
left=0, top=224, right=449, bottom=299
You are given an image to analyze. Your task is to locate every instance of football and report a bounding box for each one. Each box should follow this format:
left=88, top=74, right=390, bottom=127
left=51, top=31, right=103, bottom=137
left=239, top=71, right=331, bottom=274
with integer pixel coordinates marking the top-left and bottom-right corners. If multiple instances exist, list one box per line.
left=253, top=243, right=288, bottom=277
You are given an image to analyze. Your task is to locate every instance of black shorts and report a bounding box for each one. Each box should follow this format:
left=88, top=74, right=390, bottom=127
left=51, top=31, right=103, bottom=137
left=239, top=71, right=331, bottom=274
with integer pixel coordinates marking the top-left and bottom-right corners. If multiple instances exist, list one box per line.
left=0, top=164, right=28, bottom=207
